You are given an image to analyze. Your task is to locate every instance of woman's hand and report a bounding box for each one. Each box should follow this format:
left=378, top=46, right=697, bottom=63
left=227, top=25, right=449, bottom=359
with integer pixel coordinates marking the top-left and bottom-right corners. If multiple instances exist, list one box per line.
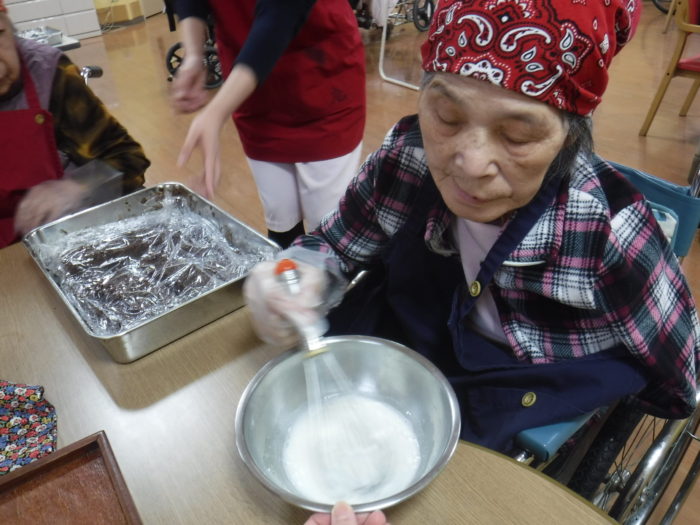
left=243, top=258, right=328, bottom=346
left=176, top=100, right=228, bottom=199
left=170, top=17, right=209, bottom=114
left=304, top=502, right=389, bottom=525
left=176, top=63, right=258, bottom=199
left=170, top=55, right=209, bottom=114
left=14, top=179, right=89, bottom=235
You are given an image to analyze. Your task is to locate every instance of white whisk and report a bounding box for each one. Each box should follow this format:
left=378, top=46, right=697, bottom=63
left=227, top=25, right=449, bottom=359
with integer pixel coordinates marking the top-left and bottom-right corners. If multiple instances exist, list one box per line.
left=275, top=259, right=393, bottom=503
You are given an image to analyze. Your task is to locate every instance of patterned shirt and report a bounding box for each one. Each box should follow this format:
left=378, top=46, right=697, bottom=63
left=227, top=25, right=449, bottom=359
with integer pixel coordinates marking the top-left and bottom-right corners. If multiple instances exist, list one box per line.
left=49, top=55, right=149, bottom=193
left=1, top=39, right=149, bottom=195
left=295, top=115, right=700, bottom=418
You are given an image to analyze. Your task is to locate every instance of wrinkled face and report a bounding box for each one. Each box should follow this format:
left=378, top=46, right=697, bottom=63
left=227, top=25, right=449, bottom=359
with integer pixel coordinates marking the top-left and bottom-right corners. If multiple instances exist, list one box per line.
left=418, top=74, right=569, bottom=223
left=0, top=15, right=20, bottom=97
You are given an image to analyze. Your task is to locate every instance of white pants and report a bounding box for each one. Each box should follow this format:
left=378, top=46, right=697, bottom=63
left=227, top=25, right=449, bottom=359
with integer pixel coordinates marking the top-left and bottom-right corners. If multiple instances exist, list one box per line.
left=246, top=142, right=363, bottom=232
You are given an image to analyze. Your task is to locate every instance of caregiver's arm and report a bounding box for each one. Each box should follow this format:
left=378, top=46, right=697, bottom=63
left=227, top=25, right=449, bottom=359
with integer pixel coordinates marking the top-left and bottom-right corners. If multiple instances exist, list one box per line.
left=173, top=0, right=317, bottom=196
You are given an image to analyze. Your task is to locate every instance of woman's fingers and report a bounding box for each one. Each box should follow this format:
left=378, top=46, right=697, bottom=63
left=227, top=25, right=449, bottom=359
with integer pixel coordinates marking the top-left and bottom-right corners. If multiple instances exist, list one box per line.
left=177, top=131, right=197, bottom=170
left=302, top=503, right=388, bottom=525
left=361, top=511, right=389, bottom=525
left=331, top=502, right=360, bottom=525
left=177, top=109, right=223, bottom=199
left=202, top=134, right=220, bottom=199
left=303, top=514, right=331, bottom=525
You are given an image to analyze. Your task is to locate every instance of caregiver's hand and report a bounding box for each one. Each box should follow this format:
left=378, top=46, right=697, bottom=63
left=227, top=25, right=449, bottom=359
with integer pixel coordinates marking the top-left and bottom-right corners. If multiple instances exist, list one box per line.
left=176, top=100, right=228, bottom=199
left=170, top=55, right=208, bottom=114
left=176, top=63, right=257, bottom=199
left=244, top=258, right=328, bottom=346
left=14, top=179, right=88, bottom=235
left=304, top=502, right=390, bottom=525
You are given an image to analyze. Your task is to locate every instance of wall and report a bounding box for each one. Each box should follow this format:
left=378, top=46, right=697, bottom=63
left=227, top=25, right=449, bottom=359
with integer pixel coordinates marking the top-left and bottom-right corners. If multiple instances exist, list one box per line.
left=6, top=0, right=101, bottom=39
left=93, top=0, right=143, bottom=25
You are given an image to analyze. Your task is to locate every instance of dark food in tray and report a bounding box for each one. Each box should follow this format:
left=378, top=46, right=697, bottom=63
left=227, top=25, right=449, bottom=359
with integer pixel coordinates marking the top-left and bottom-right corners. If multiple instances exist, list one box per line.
left=35, top=205, right=273, bottom=337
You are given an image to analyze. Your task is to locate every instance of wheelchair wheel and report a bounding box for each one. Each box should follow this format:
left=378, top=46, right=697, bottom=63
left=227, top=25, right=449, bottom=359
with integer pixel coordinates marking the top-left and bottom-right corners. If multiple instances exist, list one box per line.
left=166, top=42, right=184, bottom=77
left=568, top=398, right=700, bottom=523
left=166, top=43, right=223, bottom=90
left=652, top=0, right=672, bottom=13
left=202, top=45, right=223, bottom=89
left=412, top=0, right=434, bottom=32
left=567, top=400, right=644, bottom=500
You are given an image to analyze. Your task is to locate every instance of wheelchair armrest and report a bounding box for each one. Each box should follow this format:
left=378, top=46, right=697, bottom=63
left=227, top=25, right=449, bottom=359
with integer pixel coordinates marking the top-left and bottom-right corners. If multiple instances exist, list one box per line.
left=649, top=202, right=679, bottom=247
left=514, top=411, right=596, bottom=463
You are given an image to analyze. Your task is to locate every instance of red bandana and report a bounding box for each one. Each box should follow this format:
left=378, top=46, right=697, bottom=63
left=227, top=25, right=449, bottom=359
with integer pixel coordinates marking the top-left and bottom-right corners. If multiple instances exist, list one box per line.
left=421, top=0, right=641, bottom=116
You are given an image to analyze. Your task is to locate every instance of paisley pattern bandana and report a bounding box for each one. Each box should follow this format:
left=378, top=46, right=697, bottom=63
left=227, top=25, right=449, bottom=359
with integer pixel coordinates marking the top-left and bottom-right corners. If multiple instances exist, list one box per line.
left=421, top=0, right=641, bottom=116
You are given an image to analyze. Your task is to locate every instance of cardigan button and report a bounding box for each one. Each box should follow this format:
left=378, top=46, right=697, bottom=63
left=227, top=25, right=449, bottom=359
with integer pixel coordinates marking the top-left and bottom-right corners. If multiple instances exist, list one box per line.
left=469, top=281, right=481, bottom=297
left=35, top=113, right=45, bottom=124
left=521, top=392, right=537, bottom=407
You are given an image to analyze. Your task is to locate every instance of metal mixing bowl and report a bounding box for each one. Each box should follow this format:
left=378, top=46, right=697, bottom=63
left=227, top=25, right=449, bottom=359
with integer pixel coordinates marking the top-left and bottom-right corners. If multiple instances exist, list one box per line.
left=234, top=335, right=461, bottom=513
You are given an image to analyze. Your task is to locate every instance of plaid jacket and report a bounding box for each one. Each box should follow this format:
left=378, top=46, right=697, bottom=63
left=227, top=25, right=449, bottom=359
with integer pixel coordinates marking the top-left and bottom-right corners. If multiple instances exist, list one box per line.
left=297, top=115, right=700, bottom=418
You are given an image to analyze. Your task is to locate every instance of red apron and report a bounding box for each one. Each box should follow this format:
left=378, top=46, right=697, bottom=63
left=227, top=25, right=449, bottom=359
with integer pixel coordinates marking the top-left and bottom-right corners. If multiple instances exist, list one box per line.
left=209, top=0, right=366, bottom=163
left=0, top=62, right=63, bottom=247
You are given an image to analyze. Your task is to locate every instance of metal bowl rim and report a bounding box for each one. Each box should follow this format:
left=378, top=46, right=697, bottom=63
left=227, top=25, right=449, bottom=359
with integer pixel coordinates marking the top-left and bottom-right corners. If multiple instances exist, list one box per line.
left=234, top=335, right=461, bottom=513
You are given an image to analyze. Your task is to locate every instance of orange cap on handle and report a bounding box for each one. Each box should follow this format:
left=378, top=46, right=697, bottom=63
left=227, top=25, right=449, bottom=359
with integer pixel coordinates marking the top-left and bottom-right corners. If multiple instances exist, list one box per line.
left=274, top=258, right=298, bottom=275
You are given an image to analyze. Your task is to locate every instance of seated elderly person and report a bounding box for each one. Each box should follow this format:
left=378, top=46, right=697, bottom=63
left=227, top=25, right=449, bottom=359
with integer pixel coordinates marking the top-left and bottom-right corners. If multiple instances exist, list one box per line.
left=0, top=2, right=149, bottom=247
left=246, top=0, right=699, bottom=460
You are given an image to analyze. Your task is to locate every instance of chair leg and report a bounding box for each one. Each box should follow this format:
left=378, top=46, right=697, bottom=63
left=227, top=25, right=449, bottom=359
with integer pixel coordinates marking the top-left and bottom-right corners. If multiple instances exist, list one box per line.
left=640, top=32, right=689, bottom=136
left=688, top=139, right=700, bottom=185
left=663, top=0, right=680, bottom=34
left=679, top=78, right=700, bottom=116
left=639, top=73, right=675, bottom=136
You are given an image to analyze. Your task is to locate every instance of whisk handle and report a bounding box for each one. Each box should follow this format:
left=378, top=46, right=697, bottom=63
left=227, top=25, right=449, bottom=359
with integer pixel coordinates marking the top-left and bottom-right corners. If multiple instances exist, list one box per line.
left=274, top=259, right=328, bottom=355
left=275, top=258, right=302, bottom=295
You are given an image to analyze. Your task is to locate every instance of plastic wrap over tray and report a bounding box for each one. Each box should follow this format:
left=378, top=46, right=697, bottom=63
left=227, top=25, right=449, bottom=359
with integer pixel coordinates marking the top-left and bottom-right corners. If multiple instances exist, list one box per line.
left=23, top=183, right=279, bottom=363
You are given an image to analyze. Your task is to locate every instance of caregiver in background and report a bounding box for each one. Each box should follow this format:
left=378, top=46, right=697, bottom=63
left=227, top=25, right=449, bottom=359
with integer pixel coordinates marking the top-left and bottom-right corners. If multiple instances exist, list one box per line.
left=171, top=0, right=366, bottom=248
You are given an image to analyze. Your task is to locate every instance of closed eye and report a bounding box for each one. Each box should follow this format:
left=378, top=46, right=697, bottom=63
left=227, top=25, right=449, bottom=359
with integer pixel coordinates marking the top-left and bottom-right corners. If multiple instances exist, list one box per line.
left=502, top=134, right=534, bottom=145
left=435, top=109, right=460, bottom=127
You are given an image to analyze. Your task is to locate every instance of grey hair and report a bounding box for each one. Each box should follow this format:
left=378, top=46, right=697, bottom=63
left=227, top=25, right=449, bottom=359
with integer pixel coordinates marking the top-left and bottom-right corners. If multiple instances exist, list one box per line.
left=420, top=71, right=436, bottom=89
left=544, top=112, right=593, bottom=182
left=420, top=71, right=593, bottom=180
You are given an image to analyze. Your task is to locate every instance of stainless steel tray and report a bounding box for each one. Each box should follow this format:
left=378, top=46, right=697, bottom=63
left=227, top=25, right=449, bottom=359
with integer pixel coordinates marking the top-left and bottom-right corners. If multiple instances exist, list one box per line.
left=23, top=183, right=279, bottom=363
left=18, top=27, right=63, bottom=47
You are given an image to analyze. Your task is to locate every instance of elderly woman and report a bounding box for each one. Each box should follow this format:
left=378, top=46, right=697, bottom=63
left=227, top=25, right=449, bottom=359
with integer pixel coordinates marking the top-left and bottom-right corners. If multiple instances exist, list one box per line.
left=247, top=0, right=699, bottom=460
left=0, top=3, right=149, bottom=247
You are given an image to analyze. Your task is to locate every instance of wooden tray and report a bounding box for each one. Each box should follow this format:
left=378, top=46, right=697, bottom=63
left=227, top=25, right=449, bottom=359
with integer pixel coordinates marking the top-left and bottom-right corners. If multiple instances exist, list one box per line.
left=0, top=431, right=141, bottom=524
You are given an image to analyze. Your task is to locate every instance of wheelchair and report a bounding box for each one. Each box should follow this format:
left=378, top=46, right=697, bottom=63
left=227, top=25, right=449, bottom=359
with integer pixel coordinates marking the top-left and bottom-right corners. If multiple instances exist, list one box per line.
left=163, top=4, right=223, bottom=89
left=80, top=65, right=103, bottom=85
left=512, top=157, right=700, bottom=524
left=165, top=40, right=223, bottom=90
left=353, top=0, right=435, bottom=33
left=370, top=0, right=434, bottom=91
left=390, top=0, right=434, bottom=32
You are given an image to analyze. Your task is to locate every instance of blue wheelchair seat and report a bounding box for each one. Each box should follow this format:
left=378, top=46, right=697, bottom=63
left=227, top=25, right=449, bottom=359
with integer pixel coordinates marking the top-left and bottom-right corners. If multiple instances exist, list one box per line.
left=608, top=159, right=700, bottom=258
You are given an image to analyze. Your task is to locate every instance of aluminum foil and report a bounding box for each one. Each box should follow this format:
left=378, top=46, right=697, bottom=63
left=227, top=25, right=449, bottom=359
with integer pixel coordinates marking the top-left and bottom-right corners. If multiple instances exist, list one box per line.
left=34, top=206, right=273, bottom=336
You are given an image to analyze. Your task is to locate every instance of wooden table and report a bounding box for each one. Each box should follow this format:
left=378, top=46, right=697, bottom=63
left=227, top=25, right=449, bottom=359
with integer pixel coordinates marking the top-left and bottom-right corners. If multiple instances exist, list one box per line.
left=0, top=243, right=614, bottom=524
